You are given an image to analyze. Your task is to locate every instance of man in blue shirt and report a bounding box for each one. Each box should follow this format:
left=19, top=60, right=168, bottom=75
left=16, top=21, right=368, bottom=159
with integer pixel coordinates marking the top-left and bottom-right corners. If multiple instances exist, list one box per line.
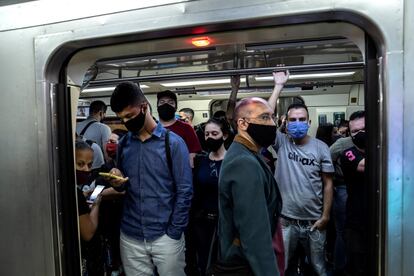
left=107, top=81, right=193, bottom=276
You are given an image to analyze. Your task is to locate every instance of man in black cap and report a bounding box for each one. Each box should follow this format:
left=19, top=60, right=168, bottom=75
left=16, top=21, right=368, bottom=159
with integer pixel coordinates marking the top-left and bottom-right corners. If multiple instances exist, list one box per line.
left=157, top=90, right=202, bottom=167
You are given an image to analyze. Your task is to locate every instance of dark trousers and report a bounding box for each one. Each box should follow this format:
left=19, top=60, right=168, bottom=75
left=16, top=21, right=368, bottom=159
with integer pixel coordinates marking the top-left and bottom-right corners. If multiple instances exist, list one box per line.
left=193, top=215, right=217, bottom=275
left=185, top=223, right=200, bottom=276
left=344, top=228, right=368, bottom=276
left=333, top=185, right=348, bottom=272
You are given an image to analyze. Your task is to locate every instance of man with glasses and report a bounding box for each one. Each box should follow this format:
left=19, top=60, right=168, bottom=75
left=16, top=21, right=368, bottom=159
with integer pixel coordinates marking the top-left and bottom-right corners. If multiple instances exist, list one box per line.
left=218, top=97, right=282, bottom=276
left=340, top=111, right=367, bottom=276
left=268, top=71, right=334, bottom=276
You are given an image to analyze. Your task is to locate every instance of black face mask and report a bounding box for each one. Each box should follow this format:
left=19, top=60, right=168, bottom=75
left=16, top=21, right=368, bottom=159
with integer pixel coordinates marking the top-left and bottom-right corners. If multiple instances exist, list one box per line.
left=205, top=137, right=224, bottom=152
left=246, top=123, right=277, bottom=148
left=352, top=131, right=366, bottom=149
left=157, top=103, right=176, bottom=121
left=125, top=111, right=145, bottom=133
left=76, top=170, right=91, bottom=186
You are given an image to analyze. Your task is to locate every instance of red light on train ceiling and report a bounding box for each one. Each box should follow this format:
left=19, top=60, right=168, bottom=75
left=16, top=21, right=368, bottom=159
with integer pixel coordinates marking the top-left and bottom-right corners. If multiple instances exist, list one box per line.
left=191, top=37, right=211, bottom=47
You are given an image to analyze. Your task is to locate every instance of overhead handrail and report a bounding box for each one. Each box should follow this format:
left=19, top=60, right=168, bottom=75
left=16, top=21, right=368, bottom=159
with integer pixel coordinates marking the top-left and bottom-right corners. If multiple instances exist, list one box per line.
left=87, top=61, right=364, bottom=87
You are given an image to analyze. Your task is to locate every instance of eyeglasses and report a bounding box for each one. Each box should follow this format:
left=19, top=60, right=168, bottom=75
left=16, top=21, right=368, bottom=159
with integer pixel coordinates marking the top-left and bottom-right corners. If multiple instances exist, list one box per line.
left=245, top=113, right=276, bottom=123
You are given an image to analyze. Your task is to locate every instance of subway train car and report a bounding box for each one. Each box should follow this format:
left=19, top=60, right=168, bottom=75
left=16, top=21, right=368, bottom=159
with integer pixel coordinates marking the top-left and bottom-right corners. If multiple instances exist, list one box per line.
left=0, top=0, right=412, bottom=275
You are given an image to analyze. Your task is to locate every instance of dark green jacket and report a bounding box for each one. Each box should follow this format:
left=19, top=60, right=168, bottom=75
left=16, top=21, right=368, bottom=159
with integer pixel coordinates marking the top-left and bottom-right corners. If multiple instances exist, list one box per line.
left=218, top=135, right=282, bottom=276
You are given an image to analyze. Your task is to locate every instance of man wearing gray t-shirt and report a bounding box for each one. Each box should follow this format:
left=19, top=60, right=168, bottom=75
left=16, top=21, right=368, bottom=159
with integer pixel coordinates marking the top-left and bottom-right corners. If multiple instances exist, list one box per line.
left=76, top=100, right=112, bottom=162
left=269, top=71, right=334, bottom=276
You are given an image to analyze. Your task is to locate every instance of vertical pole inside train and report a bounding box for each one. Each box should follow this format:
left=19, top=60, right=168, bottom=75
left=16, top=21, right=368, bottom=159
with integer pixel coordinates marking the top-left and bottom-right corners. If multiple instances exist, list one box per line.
left=364, top=33, right=383, bottom=276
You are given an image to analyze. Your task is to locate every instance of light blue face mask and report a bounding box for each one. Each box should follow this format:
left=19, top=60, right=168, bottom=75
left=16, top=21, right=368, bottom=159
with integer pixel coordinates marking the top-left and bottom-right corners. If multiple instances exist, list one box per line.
left=287, top=121, right=309, bottom=139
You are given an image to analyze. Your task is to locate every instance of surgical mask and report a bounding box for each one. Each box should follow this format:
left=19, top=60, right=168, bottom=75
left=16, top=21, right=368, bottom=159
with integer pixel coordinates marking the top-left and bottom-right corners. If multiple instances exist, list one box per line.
left=106, top=143, right=117, bottom=159
left=124, top=111, right=145, bottom=133
left=76, top=170, right=91, bottom=186
left=205, top=137, right=224, bottom=152
left=157, top=103, right=176, bottom=121
left=246, top=123, right=277, bottom=148
left=352, top=131, right=366, bottom=149
left=287, top=121, right=309, bottom=139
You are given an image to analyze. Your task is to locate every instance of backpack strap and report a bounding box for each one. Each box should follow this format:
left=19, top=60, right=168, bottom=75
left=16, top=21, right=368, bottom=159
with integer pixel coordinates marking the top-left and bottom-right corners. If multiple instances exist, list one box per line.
left=116, top=130, right=173, bottom=176
left=85, top=139, right=94, bottom=147
left=165, top=130, right=173, bottom=176
left=79, top=120, right=97, bottom=136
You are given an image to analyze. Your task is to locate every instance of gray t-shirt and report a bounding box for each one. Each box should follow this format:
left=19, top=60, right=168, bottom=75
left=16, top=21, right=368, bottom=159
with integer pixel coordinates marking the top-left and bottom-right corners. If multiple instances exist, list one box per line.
left=273, top=130, right=334, bottom=220
left=90, top=142, right=104, bottom=169
left=76, top=117, right=111, bottom=150
left=330, top=137, right=354, bottom=186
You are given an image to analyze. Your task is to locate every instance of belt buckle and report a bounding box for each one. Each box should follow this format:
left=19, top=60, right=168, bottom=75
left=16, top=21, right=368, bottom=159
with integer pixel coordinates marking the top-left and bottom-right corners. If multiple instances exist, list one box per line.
left=207, top=213, right=217, bottom=220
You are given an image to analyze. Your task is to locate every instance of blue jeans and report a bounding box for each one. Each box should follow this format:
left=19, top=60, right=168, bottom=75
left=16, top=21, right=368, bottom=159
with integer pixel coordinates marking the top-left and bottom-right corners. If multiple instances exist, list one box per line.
left=333, top=185, right=347, bottom=271
left=281, top=217, right=327, bottom=276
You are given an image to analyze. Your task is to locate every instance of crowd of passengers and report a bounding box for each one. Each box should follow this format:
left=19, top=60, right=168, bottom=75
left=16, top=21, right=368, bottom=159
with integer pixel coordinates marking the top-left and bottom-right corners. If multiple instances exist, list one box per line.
left=75, top=71, right=367, bottom=276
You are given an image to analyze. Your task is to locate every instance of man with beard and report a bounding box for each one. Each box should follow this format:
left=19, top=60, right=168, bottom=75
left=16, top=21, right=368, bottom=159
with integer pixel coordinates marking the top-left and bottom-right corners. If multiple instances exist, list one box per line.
left=157, top=90, right=202, bottom=167
left=107, top=82, right=193, bottom=276
left=268, top=71, right=334, bottom=276
left=218, top=97, right=282, bottom=276
left=340, top=111, right=367, bottom=276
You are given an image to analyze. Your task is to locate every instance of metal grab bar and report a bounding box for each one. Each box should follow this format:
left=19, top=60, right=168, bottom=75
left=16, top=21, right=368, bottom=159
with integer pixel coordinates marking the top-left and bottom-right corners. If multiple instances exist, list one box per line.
left=87, top=61, right=364, bottom=87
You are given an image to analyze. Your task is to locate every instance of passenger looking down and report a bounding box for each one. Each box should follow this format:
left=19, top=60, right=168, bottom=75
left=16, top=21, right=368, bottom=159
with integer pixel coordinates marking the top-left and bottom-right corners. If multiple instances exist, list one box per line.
left=157, top=90, right=202, bottom=167
left=104, top=129, right=128, bottom=163
left=179, top=107, right=195, bottom=126
left=268, top=71, right=335, bottom=276
left=76, top=133, right=105, bottom=171
left=76, top=100, right=112, bottom=161
left=337, top=120, right=349, bottom=138
left=75, top=139, right=102, bottom=276
left=339, top=111, right=367, bottom=276
left=218, top=97, right=282, bottom=276
left=190, top=117, right=230, bottom=275
left=107, top=82, right=193, bottom=276
left=316, top=123, right=337, bottom=147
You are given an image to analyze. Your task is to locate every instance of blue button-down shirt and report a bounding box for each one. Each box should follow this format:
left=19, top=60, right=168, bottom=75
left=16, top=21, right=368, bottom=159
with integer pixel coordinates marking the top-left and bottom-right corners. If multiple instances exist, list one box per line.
left=117, top=123, right=193, bottom=241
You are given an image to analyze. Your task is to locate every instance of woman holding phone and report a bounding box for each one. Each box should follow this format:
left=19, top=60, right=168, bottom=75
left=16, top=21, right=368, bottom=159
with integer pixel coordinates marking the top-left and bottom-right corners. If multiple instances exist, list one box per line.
left=75, top=139, right=103, bottom=275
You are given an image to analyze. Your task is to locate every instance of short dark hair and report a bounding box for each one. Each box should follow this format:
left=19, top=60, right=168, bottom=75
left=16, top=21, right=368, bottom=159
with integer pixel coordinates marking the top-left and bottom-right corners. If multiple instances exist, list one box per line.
left=179, top=108, right=194, bottom=118
left=75, top=138, right=92, bottom=152
left=338, top=119, right=349, bottom=128
left=316, top=123, right=335, bottom=147
left=110, top=82, right=146, bottom=113
left=157, top=90, right=177, bottom=106
left=213, top=110, right=226, bottom=120
left=349, top=110, right=365, bottom=121
left=205, top=117, right=231, bottom=136
left=89, top=100, right=107, bottom=115
left=287, top=103, right=309, bottom=118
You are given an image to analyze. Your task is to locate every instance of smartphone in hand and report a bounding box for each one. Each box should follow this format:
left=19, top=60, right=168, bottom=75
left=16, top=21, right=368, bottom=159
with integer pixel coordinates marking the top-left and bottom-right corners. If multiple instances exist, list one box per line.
left=87, top=185, right=105, bottom=204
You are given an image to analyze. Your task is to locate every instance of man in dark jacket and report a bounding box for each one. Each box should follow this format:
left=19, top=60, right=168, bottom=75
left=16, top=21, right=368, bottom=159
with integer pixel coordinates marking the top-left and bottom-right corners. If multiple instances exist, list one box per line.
left=218, top=97, right=282, bottom=276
